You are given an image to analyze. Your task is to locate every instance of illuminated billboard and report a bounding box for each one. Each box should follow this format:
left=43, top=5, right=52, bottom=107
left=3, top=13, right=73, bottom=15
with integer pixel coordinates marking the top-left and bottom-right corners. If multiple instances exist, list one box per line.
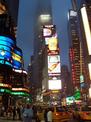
left=0, top=36, right=15, bottom=45
left=0, top=36, right=15, bottom=66
left=48, top=37, right=58, bottom=51
left=12, top=47, right=22, bottom=69
left=81, top=7, right=91, bottom=55
left=48, top=79, right=61, bottom=90
left=43, top=25, right=56, bottom=37
left=48, top=55, right=61, bottom=74
left=66, top=96, right=75, bottom=105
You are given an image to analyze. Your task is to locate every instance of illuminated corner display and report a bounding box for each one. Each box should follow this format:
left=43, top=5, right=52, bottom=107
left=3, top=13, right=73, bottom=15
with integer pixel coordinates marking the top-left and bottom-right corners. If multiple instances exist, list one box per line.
left=12, top=52, right=22, bottom=62
left=14, top=48, right=22, bottom=57
left=48, top=55, right=61, bottom=74
left=12, top=48, right=22, bottom=69
left=0, top=36, right=15, bottom=45
left=48, top=37, right=58, bottom=51
left=0, top=36, right=14, bottom=66
left=48, top=79, right=62, bottom=90
left=13, top=60, right=22, bottom=69
left=88, top=63, right=91, bottom=80
left=81, top=7, right=91, bottom=55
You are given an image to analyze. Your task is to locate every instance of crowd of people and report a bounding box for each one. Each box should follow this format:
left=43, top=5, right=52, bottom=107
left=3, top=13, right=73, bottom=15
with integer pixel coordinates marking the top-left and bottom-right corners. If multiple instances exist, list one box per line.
left=0, top=103, right=53, bottom=122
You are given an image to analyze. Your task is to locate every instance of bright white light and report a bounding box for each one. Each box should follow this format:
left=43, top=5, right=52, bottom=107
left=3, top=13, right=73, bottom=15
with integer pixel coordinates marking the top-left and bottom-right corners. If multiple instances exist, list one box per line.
left=81, top=7, right=91, bottom=55
left=48, top=80, right=62, bottom=90
left=13, top=69, right=27, bottom=74
left=70, top=10, right=77, bottom=17
left=88, top=63, right=91, bottom=80
left=40, top=14, right=51, bottom=22
left=0, top=50, right=5, bottom=56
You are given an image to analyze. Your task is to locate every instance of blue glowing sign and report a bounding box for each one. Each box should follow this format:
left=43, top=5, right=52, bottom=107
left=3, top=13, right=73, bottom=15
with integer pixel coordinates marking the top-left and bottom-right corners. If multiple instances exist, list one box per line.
left=0, top=36, right=15, bottom=45
left=13, top=60, right=22, bottom=69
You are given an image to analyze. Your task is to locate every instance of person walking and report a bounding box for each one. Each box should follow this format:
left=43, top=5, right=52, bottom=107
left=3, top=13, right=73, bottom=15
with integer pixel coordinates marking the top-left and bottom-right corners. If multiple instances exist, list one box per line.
left=12, top=106, right=16, bottom=120
left=23, top=104, right=33, bottom=122
left=44, top=108, right=48, bottom=122
left=17, top=106, right=21, bottom=120
left=47, top=108, right=53, bottom=122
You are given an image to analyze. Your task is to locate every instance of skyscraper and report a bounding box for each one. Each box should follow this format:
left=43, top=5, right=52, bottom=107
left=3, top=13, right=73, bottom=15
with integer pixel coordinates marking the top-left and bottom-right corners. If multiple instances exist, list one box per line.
left=68, top=9, right=80, bottom=89
left=80, top=0, right=91, bottom=85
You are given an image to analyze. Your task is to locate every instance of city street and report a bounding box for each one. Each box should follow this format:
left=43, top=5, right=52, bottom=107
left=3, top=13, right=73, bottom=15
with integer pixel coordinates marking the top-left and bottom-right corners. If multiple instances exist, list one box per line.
left=0, top=118, right=80, bottom=122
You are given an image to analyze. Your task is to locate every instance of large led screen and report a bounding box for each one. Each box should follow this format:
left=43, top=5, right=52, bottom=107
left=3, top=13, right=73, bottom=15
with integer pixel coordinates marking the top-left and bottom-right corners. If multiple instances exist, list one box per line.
left=48, top=55, right=61, bottom=74
left=48, top=79, right=62, bottom=90
left=12, top=47, right=22, bottom=69
left=48, top=37, right=58, bottom=51
left=0, top=36, right=15, bottom=66
left=43, top=25, right=56, bottom=37
left=12, top=52, right=22, bottom=62
left=13, top=60, right=22, bottom=69
left=0, top=36, right=15, bottom=46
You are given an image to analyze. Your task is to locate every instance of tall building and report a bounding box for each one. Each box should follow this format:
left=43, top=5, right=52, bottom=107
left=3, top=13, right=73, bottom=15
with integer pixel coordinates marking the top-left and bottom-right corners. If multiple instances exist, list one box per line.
left=32, top=0, right=52, bottom=91
left=79, top=0, right=91, bottom=88
left=68, top=9, right=80, bottom=90
left=61, top=65, right=72, bottom=96
left=0, top=1, right=30, bottom=107
left=68, top=0, right=90, bottom=98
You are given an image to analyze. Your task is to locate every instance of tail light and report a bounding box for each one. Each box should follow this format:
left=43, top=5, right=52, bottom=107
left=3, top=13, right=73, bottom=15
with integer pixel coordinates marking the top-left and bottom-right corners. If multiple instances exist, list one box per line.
left=55, top=113, right=59, bottom=116
left=86, top=112, right=90, bottom=115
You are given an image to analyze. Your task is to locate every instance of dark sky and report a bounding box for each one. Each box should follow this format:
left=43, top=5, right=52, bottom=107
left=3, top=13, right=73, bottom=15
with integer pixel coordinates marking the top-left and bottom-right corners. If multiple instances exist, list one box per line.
left=17, top=0, right=72, bottom=70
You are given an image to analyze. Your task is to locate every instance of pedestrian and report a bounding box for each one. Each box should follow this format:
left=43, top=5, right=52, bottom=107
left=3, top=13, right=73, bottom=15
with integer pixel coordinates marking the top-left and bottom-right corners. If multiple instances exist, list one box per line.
left=12, top=106, right=16, bottom=120
left=23, top=104, right=33, bottom=122
left=17, top=106, right=21, bottom=120
left=47, top=108, right=53, bottom=122
left=44, top=108, right=48, bottom=122
left=32, top=105, right=38, bottom=122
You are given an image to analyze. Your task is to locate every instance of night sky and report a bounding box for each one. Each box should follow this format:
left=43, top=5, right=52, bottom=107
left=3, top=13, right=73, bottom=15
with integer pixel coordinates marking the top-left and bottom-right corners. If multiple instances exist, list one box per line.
left=17, top=0, right=72, bottom=70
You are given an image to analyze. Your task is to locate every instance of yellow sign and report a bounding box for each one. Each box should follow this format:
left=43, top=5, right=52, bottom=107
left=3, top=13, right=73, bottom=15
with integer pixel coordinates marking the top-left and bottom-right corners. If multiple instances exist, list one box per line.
left=48, top=37, right=58, bottom=51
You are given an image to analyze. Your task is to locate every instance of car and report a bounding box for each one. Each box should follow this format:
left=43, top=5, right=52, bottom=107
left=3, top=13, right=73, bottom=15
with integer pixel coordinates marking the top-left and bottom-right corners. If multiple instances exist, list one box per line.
left=52, top=106, right=71, bottom=122
left=73, top=106, right=91, bottom=121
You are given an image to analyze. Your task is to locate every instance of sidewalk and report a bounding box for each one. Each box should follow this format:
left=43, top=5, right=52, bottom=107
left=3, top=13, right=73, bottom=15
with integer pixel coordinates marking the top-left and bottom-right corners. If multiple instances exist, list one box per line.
left=0, top=116, right=22, bottom=121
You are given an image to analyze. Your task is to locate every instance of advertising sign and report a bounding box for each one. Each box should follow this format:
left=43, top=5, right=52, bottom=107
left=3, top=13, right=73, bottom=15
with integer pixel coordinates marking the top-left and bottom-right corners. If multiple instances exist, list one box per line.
left=48, top=76, right=61, bottom=90
left=48, top=37, right=58, bottom=51
left=48, top=55, right=61, bottom=74
left=43, top=25, right=56, bottom=37
left=48, top=79, right=61, bottom=90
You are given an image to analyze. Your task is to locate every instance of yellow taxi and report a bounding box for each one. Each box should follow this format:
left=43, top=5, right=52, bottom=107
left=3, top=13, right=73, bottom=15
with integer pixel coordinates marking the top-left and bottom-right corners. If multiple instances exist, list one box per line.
left=73, top=106, right=91, bottom=121
left=52, top=106, right=71, bottom=122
